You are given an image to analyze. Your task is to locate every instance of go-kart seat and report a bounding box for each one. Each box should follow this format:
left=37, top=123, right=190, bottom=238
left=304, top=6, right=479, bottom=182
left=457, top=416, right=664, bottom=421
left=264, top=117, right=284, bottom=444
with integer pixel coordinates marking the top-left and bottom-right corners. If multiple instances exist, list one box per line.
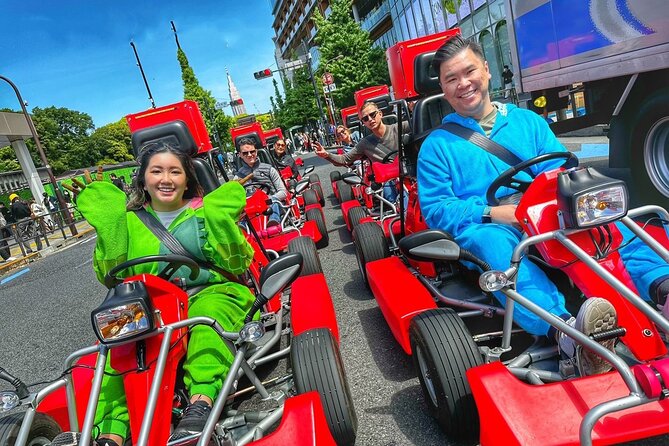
left=130, top=120, right=220, bottom=195
left=234, top=133, right=263, bottom=152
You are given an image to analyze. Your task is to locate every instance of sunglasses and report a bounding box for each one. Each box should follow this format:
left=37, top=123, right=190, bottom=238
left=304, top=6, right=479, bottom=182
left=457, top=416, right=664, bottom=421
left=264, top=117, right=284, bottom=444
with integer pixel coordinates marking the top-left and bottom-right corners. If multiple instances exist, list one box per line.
left=275, top=143, right=286, bottom=147
left=336, top=129, right=347, bottom=136
left=361, top=110, right=379, bottom=123
left=241, top=150, right=257, bottom=156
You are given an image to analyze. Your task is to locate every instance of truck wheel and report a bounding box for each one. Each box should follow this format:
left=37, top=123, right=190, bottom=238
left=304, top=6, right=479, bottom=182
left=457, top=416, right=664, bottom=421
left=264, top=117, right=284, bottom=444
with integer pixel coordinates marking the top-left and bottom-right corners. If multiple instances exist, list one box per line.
left=409, top=309, right=482, bottom=443
left=303, top=189, right=319, bottom=206
left=347, top=206, right=367, bottom=233
left=306, top=208, right=329, bottom=249
left=337, top=181, right=354, bottom=203
left=311, top=183, right=326, bottom=206
left=0, top=412, right=61, bottom=445
left=288, top=236, right=322, bottom=276
left=330, top=170, right=341, bottom=183
left=291, top=328, right=357, bottom=446
left=352, top=222, right=389, bottom=289
left=629, top=88, right=669, bottom=207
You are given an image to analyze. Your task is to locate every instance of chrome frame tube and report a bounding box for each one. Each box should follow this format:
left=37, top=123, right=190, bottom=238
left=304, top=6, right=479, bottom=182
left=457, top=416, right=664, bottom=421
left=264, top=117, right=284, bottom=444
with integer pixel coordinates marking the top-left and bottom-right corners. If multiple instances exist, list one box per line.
left=508, top=367, right=563, bottom=383
left=501, top=287, right=640, bottom=393
left=416, top=274, right=505, bottom=316
left=64, top=344, right=100, bottom=431
left=237, top=405, right=285, bottom=445
left=199, top=346, right=249, bottom=446
left=245, top=308, right=284, bottom=367
left=501, top=298, right=516, bottom=350
left=580, top=394, right=651, bottom=446
left=79, top=345, right=109, bottom=446
left=254, top=346, right=291, bottom=367
left=239, top=361, right=270, bottom=400
left=14, top=409, right=36, bottom=446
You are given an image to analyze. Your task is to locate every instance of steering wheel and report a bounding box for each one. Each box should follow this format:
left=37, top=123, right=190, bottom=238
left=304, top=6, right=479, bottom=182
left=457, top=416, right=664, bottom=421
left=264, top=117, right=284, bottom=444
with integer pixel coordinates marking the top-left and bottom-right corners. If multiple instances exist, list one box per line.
left=381, top=149, right=399, bottom=164
left=104, top=254, right=200, bottom=289
left=244, top=182, right=273, bottom=195
left=486, top=152, right=578, bottom=206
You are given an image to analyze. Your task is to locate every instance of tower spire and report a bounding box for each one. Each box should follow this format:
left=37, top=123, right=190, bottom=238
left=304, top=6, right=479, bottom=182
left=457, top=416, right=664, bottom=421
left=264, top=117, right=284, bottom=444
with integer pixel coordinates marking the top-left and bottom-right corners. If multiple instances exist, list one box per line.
left=227, top=68, right=247, bottom=116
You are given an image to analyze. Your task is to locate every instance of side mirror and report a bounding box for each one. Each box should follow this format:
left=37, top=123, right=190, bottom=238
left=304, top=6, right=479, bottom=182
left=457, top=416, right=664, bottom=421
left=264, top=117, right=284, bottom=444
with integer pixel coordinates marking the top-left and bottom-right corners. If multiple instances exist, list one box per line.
left=295, top=179, right=310, bottom=194
left=259, top=252, right=303, bottom=299
left=343, top=175, right=363, bottom=186
left=303, top=165, right=315, bottom=175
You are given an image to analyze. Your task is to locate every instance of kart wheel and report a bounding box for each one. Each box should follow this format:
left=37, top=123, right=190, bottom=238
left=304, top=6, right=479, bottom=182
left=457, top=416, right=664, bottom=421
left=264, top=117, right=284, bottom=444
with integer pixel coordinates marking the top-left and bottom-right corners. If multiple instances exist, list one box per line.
left=0, top=412, right=61, bottom=446
left=409, top=308, right=482, bottom=443
left=309, top=173, right=320, bottom=184
left=352, top=222, right=389, bottom=290
left=330, top=170, right=341, bottom=183
left=337, top=181, right=354, bottom=203
left=288, top=236, right=322, bottom=276
left=303, top=189, right=320, bottom=206
left=311, top=182, right=326, bottom=207
left=306, top=208, right=329, bottom=249
left=347, top=206, right=367, bottom=233
left=291, top=328, right=357, bottom=446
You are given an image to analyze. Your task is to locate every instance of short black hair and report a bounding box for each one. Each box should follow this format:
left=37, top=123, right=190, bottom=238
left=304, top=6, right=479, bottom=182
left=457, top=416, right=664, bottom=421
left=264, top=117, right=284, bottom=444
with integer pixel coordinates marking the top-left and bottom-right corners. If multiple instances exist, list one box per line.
left=238, top=137, right=256, bottom=150
left=431, top=34, right=485, bottom=75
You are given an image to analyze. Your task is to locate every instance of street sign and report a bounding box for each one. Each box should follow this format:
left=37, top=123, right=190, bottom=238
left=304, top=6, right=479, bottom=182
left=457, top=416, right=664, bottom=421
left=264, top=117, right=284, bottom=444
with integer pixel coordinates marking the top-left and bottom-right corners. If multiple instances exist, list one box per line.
left=322, top=72, right=334, bottom=85
left=285, top=60, right=306, bottom=70
left=323, top=83, right=337, bottom=94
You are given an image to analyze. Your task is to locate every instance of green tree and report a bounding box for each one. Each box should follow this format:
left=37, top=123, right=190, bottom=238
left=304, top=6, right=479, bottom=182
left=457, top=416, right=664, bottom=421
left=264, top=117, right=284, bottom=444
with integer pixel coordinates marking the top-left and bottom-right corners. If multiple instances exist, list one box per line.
left=0, top=146, right=20, bottom=172
left=89, top=118, right=133, bottom=165
left=177, top=48, right=235, bottom=149
left=30, top=106, right=96, bottom=173
left=278, top=66, right=319, bottom=128
left=312, top=0, right=391, bottom=109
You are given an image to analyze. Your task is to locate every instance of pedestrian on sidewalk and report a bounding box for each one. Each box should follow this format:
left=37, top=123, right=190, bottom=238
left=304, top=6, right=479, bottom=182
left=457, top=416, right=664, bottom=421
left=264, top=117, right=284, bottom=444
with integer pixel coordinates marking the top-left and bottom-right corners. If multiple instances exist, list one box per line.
left=9, top=193, right=42, bottom=254
left=0, top=202, right=14, bottom=262
left=503, top=65, right=514, bottom=99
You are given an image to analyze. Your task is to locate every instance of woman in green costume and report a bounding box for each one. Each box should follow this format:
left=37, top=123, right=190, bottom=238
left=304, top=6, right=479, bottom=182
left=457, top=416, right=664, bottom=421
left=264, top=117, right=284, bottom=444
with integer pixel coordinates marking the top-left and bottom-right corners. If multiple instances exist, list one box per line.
left=61, top=142, right=255, bottom=445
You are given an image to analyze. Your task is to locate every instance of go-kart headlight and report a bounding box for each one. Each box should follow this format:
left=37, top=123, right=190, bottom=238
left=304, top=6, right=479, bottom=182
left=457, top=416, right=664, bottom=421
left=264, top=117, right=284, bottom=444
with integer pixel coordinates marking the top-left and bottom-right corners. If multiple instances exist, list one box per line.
left=91, top=281, right=154, bottom=344
left=557, top=167, right=628, bottom=229
left=0, top=391, right=19, bottom=413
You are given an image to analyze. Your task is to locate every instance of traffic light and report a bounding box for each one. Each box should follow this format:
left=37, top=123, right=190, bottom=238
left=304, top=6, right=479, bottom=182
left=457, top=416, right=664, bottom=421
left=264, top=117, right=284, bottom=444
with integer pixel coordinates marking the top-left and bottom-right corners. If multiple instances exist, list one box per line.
left=230, top=99, right=244, bottom=106
left=254, top=68, right=273, bottom=80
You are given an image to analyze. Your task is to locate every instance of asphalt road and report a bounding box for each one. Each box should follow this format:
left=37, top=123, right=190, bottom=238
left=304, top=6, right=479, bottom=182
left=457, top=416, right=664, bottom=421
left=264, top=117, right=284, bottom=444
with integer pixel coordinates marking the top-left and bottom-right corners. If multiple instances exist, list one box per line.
left=0, top=151, right=664, bottom=446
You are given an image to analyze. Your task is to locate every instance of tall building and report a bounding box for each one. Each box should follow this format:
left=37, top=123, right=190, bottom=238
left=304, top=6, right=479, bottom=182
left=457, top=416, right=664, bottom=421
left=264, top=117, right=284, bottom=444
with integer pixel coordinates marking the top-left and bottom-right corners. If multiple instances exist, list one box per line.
left=227, top=69, right=247, bottom=116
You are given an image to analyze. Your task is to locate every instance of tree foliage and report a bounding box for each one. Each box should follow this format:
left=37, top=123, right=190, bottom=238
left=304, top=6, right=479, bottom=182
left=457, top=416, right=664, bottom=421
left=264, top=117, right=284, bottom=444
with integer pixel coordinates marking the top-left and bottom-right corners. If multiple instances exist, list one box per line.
left=312, top=0, right=390, bottom=109
left=88, top=118, right=133, bottom=165
left=177, top=48, right=235, bottom=150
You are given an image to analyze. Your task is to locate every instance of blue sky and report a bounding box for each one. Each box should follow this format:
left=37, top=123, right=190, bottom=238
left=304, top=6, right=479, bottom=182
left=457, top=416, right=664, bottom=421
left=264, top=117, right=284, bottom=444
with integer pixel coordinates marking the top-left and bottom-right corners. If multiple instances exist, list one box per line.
left=0, top=0, right=279, bottom=129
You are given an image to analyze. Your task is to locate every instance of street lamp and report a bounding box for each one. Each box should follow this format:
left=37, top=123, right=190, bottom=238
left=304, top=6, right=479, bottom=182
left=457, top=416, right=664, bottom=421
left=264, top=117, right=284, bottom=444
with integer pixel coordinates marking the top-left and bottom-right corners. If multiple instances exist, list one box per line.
left=0, top=75, right=77, bottom=236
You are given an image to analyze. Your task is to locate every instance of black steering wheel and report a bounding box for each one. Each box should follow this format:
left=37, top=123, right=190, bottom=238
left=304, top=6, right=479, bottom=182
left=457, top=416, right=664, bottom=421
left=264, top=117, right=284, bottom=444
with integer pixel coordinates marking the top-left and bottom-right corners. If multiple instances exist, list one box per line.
left=104, top=254, right=200, bottom=289
left=381, top=149, right=399, bottom=164
left=486, top=152, right=578, bottom=206
left=244, top=182, right=273, bottom=195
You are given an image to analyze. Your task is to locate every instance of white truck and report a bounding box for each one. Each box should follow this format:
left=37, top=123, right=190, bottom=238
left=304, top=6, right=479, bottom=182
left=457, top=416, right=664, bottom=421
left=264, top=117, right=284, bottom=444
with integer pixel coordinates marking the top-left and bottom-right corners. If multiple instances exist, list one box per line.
left=504, top=0, right=669, bottom=205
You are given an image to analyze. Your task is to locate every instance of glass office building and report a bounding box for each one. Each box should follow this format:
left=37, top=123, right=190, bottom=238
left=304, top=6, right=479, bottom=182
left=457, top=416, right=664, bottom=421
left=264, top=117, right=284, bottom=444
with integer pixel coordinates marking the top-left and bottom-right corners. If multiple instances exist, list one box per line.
left=379, top=0, right=511, bottom=92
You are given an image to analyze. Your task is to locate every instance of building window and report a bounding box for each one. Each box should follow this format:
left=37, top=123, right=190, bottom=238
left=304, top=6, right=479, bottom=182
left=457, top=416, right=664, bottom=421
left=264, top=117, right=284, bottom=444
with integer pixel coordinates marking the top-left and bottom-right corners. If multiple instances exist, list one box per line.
left=459, top=17, right=473, bottom=37
left=457, top=0, right=471, bottom=21
left=421, top=0, right=435, bottom=35
left=473, top=5, right=490, bottom=33
left=496, top=20, right=511, bottom=68
left=489, top=0, right=505, bottom=22
left=412, top=0, right=426, bottom=37
left=431, top=0, right=446, bottom=32
left=406, top=6, right=418, bottom=38
left=479, top=29, right=501, bottom=91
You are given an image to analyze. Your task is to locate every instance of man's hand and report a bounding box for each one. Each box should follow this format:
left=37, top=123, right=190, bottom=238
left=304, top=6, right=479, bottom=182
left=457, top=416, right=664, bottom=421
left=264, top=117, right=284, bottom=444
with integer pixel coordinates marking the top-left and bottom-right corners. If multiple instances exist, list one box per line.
left=313, top=141, right=329, bottom=159
left=490, top=205, right=519, bottom=226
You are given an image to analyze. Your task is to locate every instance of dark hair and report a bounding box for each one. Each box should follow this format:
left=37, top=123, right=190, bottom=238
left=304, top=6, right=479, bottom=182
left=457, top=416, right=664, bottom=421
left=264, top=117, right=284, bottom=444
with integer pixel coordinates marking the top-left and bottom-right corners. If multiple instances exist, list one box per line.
left=431, top=35, right=485, bottom=75
left=126, top=141, right=203, bottom=210
left=238, top=137, right=256, bottom=150
left=359, top=101, right=379, bottom=114
left=504, top=65, right=509, bottom=69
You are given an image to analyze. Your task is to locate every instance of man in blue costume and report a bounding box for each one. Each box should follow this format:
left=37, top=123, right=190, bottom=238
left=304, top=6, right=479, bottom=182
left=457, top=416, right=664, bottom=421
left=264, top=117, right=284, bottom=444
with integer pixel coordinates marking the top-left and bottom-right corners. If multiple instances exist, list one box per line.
left=417, top=35, right=669, bottom=376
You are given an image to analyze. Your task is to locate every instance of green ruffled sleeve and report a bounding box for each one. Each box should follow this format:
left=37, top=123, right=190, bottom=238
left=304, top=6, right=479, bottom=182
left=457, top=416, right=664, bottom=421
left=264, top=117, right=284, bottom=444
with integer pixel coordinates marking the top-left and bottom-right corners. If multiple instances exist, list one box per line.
left=76, top=182, right=129, bottom=284
left=202, top=181, right=254, bottom=275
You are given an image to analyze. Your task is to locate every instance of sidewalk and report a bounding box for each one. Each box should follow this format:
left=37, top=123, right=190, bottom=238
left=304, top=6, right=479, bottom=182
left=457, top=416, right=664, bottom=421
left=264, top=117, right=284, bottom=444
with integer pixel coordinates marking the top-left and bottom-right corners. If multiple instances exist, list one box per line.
left=0, top=219, right=95, bottom=274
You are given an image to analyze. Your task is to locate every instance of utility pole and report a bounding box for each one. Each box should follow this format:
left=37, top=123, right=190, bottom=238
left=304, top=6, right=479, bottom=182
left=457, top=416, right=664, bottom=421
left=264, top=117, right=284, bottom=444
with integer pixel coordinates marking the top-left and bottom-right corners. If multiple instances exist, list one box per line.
left=301, top=41, right=327, bottom=133
left=130, top=41, right=156, bottom=109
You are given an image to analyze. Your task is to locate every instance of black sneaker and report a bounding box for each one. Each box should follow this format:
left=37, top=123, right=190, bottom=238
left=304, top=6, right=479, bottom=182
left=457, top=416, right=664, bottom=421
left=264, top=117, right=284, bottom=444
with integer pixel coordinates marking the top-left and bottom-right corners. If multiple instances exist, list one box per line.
left=169, top=400, right=213, bottom=441
left=50, top=432, right=120, bottom=446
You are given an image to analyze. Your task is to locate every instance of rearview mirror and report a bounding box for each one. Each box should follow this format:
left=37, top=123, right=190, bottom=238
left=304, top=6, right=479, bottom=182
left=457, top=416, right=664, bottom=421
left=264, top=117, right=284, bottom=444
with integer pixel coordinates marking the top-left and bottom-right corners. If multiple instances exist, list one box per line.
left=343, top=175, right=363, bottom=186
left=303, top=165, right=315, bottom=175
left=295, top=179, right=310, bottom=194
left=259, top=252, right=303, bottom=299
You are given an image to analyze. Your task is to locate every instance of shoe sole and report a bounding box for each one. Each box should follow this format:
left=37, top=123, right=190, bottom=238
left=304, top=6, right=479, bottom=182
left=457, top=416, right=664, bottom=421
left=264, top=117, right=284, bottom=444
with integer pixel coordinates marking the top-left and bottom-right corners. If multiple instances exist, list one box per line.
left=575, top=298, right=618, bottom=375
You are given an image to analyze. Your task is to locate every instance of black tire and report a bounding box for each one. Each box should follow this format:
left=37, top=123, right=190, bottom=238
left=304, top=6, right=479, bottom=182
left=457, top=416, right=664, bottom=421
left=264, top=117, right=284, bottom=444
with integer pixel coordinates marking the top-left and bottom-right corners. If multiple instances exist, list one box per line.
left=351, top=222, right=389, bottom=289
left=330, top=170, right=341, bottom=183
left=291, top=328, right=357, bottom=446
left=288, top=236, right=322, bottom=276
left=409, top=309, right=483, bottom=443
left=337, top=181, right=354, bottom=203
left=306, top=208, right=329, bottom=249
left=347, top=206, right=367, bottom=233
left=619, top=88, right=669, bottom=208
left=0, top=412, right=61, bottom=445
left=309, top=173, right=320, bottom=184
left=303, top=189, right=319, bottom=206
left=311, top=183, right=326, bottom=207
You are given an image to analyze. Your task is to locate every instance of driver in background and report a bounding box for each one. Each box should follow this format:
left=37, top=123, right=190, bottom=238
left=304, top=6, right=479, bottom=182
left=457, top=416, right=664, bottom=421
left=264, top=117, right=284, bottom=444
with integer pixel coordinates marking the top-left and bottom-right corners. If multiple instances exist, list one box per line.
left=234, top=137, right=287, bottom=226
left=418, top=35, right=669, bottom=376
left=314, top=101, right=407, bottom=202
left=53, top=142, right=255, bottom=445
left=270, top=137, right=299, bottom=178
